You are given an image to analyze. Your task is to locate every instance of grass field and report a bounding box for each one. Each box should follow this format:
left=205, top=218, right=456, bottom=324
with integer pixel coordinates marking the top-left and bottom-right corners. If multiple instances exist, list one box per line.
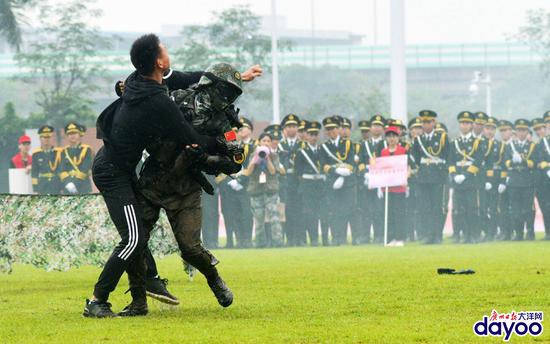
left=1, top=240, right=549, bottom=343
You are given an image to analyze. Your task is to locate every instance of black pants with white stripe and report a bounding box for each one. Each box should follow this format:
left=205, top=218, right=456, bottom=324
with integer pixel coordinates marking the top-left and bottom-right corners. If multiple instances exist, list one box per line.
left=92, top=148, right=148, bottom=302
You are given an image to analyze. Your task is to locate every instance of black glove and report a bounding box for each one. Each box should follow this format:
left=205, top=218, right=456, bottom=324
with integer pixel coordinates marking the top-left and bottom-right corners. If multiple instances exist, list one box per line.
left=225, top=105, right=242, bottom=129
left=184, top=144, right=208, bottom=165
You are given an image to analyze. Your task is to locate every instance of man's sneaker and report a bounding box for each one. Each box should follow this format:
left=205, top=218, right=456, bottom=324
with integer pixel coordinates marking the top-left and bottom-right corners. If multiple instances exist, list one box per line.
left=207, top=276, right=233, bottom=307
left=83, top=299, right=117, bottom=318
left=146, top=277, right=180, bottom=305
left=118, top=300, right=148, bottom=317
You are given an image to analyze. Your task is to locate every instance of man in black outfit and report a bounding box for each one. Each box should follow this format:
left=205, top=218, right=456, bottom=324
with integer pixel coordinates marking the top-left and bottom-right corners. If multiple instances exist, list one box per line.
left=83, top=34, right=231, bottom=318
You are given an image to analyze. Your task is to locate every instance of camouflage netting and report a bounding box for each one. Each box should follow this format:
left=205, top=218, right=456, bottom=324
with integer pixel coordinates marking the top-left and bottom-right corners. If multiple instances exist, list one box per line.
left=0, top=194, right=179, bottom=273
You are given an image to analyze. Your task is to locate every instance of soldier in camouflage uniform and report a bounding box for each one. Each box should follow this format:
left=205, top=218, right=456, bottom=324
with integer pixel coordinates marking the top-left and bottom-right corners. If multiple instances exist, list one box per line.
left=135, top=62, right=251, bottom=308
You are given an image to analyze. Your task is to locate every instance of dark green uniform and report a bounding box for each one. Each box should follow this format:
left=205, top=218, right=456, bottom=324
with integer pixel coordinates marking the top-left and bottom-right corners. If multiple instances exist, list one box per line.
left=482, top=133, right=506, bottom=241
left=320, top=119, right=356, bottom=245
left=294, top=122, right=323, bottom=246
left=59, top=143, right=93, bottom=194
left=504, top=122, right=536, bottom=240
left=278, top=114, right=303, bottom=246
left=357, top=135, right=386, bottom=243
left=219, top=129, right=254, bottom=248
left=32, top=147, right=62, bottom=194
left=448, top=112, right=484, bottom=243
left=534, top=116, right=550, bottom=239
left=411, top=110, right=449, bottom=244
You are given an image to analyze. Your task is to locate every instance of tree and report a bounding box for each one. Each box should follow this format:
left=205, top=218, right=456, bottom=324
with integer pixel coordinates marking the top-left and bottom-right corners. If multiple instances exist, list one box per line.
left=14, top=0, right=110, bottom=129
left=0, top=0, right=33, bottom=50
left=173, top=5, right=292, bottom=71
left=517, top=9, right=550, bottom=75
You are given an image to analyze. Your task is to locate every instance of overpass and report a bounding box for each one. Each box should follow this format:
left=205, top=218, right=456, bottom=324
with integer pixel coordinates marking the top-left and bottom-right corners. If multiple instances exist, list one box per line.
left=0, top=42, right=540, bottom=78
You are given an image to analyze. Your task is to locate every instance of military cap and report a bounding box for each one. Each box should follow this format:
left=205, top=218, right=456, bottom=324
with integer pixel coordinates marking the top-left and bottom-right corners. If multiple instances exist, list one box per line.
left=298, top=120, right=307, bottom=131
left=78, top=124, right=87, bottom=136
left=474, top=111, right=488, bottom=124
left=369, top=114, right=386, bottom=126
left=497, top=119, right=513, bottom=130
left=306, top=121, right=321, bottom=133
left=341, top=117, right=352, bottom=129
left=387, top=118, right=406, bottom=129
left=358, top=120, right=370, bottom=131
left=281, top=113, right=300, bottom=127
left=408, top=117, right=422, bottom=129
left=264, top=124, right=281, bottom=134
left=271, top=130, right=282, bottom=140
left=514, top=118, right=530, bottom=129
left=331, top=115, right=344, bottom=127
left=457, top=111, right=474, bottom=123
left=544, top=111, right=550, bottom=122
left=419, top=110, right=437, bottom=121
left=64, top=122, right=80, bottom=135
left=485, top=117, right=498, bottom=127
left=239, top=117, right=254, bottom=131
left=532, top=118, right=545, bottom=129
left=435, top=122, right=447, bottom=133
left=322, top=116, right=339, bottom=128
left=38, top=125, right=55, bottom=137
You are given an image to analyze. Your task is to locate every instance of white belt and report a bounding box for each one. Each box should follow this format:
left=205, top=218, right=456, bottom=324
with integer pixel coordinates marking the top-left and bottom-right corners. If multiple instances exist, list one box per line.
left=302, top=174, right=326, bottom=181
left=420, top=157, right=445, bottom=165
left=456, top=161, right=473, bottom=167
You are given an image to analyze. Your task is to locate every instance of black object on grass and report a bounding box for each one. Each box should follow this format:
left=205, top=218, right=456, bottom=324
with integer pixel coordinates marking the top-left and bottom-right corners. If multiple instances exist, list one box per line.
left=437, top=268, right=475, bottom=275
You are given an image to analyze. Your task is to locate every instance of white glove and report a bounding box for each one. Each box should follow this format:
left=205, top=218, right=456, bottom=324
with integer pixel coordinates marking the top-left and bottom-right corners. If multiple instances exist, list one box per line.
left=332, top=176, right=344, bottom=190
left=335, top=167, right=351, bottom=177
left=512, top=152, right=522, bottom=164
left=498, top=184, right=506, bottom=194
left=547, top=170, right=550, bottom=179
left=377, top=188, right=384, bottom=199
left=228, top=179, right=243, bottom=191
left=485, top=182, right=492, bottom=191
left=453, top=174, right=466, bottom=185
left=363, top=173, right=369, bottom=187
left=65, top=182, right=78, bottom=194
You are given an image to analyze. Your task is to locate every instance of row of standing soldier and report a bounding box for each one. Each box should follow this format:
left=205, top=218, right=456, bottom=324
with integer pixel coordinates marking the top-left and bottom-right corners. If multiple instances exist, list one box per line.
left=201, top=110, right=550, bottom=248
left=21, top=122, right=94, bottom=195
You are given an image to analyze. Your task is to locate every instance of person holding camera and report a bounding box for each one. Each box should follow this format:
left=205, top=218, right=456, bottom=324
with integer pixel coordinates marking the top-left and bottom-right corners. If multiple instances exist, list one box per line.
left=243, top=132, right=284, bottom=247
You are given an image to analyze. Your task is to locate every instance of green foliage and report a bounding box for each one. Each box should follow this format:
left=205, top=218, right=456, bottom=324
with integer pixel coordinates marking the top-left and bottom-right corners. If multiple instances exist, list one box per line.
left=0, top=242, right=548, bottom=342
left=173, top=5, right=292, bottom=71
left=0, top=0, right=33, bottom=50
left=517, top=9, right=550, bottom=75
left=14, top=0, right=110, bottom=129
left=0, top=101, right=26, bottom=150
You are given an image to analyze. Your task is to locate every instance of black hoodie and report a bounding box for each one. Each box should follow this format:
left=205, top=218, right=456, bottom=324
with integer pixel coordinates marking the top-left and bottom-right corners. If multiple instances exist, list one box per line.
left=97, top=71, right=216, bottom=173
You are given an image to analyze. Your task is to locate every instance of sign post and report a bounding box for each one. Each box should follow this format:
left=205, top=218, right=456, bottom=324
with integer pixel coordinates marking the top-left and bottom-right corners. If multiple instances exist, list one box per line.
left=368, top=155, right=408, bottom=247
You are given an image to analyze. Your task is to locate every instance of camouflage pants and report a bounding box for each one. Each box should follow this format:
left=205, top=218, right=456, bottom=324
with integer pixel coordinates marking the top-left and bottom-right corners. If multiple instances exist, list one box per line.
left=250, top=192, right=283, bottom=247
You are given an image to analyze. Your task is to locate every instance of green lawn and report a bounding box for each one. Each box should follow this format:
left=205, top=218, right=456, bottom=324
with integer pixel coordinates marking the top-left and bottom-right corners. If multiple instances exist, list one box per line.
left=0, top=241, right=549, bottom=343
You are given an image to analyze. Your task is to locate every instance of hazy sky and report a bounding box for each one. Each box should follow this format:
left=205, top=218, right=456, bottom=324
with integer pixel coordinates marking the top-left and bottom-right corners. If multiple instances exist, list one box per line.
left=89, top=0, right=550, bottom=44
